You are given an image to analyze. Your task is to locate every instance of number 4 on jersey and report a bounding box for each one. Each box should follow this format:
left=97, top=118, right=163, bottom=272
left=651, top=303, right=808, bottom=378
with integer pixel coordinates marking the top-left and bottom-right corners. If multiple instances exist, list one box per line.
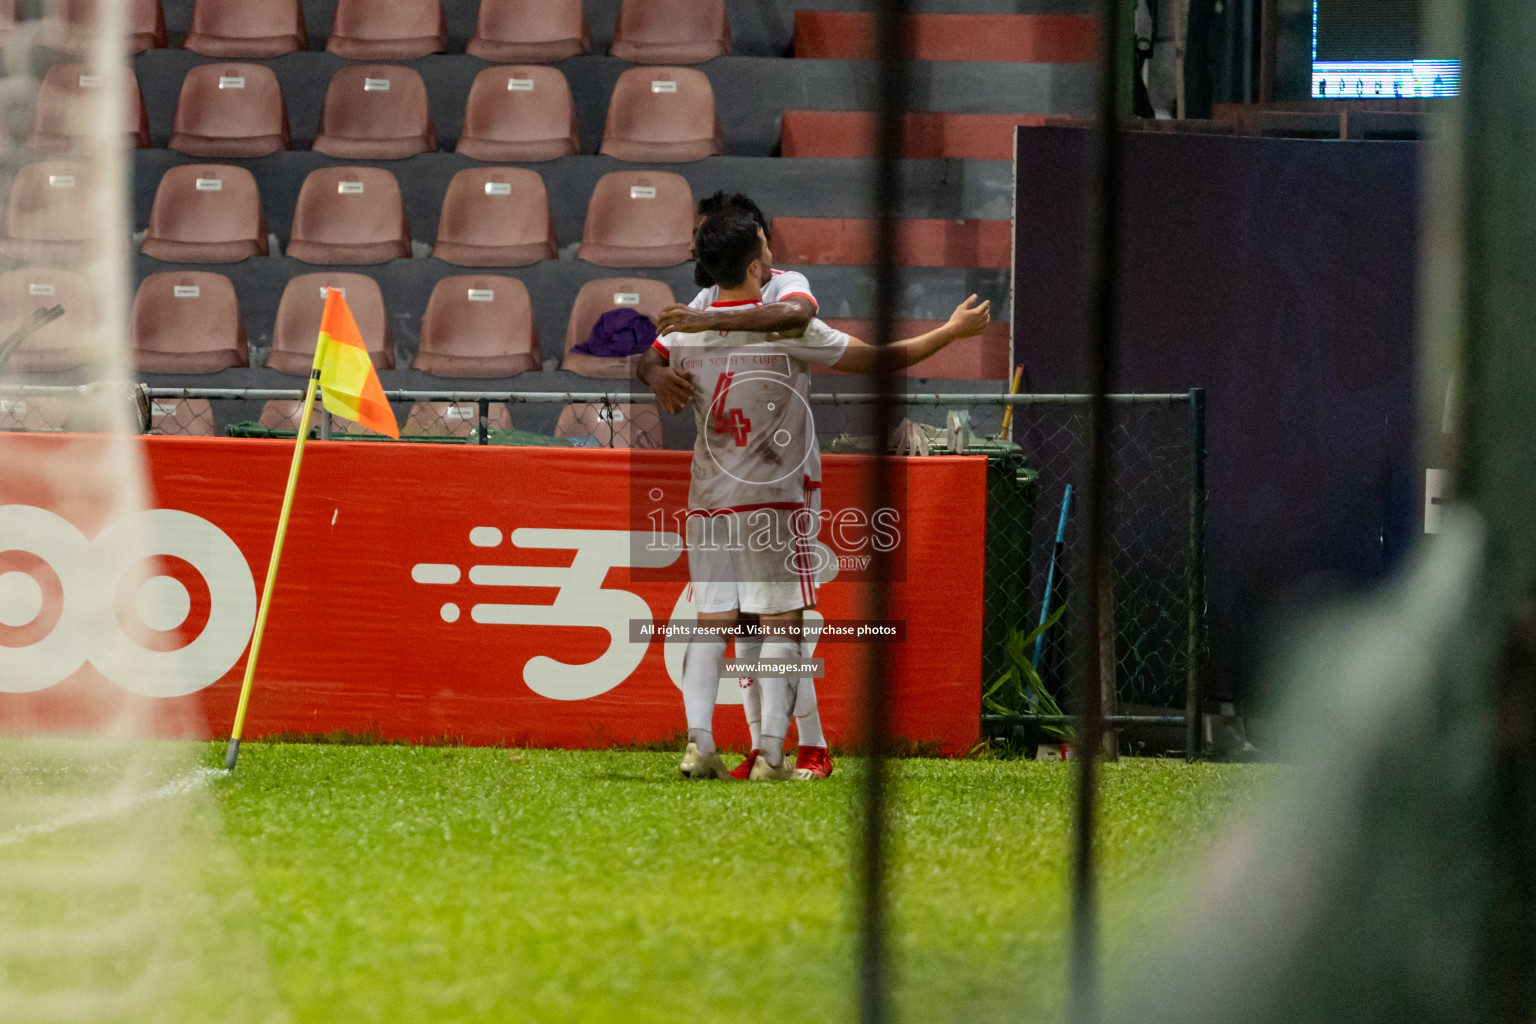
left=709, top=372, right=751, bottom=447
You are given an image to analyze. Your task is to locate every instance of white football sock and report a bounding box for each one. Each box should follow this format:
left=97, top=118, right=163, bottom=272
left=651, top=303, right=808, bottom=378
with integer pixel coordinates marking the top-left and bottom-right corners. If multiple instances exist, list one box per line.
left=757, top=637, right=800, bottom=767
left=794, top=677, right=826, bottom=749
left=683, top=632, right=727, bottom=756
left=736, top=636, right=763, bottom=749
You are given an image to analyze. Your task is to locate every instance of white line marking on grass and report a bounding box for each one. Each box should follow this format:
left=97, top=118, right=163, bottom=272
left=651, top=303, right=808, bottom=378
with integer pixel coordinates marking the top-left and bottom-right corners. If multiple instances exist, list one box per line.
left=0, top=767, right=223, bottom=848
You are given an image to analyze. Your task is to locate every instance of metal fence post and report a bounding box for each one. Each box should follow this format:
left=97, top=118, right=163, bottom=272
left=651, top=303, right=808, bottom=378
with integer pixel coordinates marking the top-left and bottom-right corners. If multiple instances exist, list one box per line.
left=319, top=409, right=331, bottom=441
left=477, top=398, right=489, bottom=446
left=1185, top=387, right=1207, bottom=761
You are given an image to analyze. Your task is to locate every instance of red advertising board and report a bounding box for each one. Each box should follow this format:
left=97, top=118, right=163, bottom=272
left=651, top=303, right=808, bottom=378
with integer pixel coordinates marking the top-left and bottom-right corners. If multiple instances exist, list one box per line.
left=0, top=435, right=986, bottom=754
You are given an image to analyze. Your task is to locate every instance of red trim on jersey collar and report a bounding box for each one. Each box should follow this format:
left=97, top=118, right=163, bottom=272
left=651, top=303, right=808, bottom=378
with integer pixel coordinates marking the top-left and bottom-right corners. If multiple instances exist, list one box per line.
left=709, top=299, right=762, bottom=308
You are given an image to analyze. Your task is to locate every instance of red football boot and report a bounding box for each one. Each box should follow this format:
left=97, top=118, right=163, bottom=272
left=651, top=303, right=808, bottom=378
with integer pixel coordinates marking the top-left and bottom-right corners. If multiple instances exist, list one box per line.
left=730, top=749, right=760, bottom=780
left=792, top=745, right=834, bottom=780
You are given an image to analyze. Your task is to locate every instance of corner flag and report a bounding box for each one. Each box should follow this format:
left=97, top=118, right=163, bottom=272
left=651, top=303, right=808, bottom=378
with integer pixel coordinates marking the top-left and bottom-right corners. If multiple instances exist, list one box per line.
left=317, top=288, right=399, bottom=438
left=223, top=286, right=399, bottom=771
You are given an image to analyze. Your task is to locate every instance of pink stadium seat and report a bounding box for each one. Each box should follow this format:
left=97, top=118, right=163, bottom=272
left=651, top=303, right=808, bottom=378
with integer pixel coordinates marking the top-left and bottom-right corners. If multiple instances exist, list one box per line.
left=57, top=0, right=166, bottom=53
left=28, top=64, right=149, bottom=153
left=610, top=0, right=730, bottom=64
left=561, top=276, right=673, bottom=378
left=268, top=272, right=393, bottom=375
left=169, top=62, right=291, bottom=158
left=140, top=164, right=268, bottom=263
left=577, top=171, right=693, bottom=267
left=414, top=275, right=539, bottom=377
left=0, top=161, right=97, bottom=261
left=184, top=0, right=305, bottom=57
left=0, top=267, right=95, bottom=372
left=469, top=0, right=589, bottom=63
left=456, top=65, right=578, bottom=162
left=433, top=167, right=554, bottom=267
left=286, top=166, right=410, bottom=265
left=555, top=403, right=664, bottom=448
left=327, top=0, right=446, bottom=60
left=599, top=67, right=720, bottom=163
left=403, top=401, right=514, bottom=439
left=130, top=271, right=247, bottom=373
left=148, top=398, right=217, bottom=436
left=314, top=64, right=436, bottom=160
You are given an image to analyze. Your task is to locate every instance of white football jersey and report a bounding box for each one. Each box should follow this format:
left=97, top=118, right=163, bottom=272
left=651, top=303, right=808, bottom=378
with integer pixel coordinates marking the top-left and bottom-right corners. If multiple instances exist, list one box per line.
left=655, top=309, right=848, bottom=512
left=688, top=269, right=825, bottom=493
left=688, top=268, right=817, bottom=313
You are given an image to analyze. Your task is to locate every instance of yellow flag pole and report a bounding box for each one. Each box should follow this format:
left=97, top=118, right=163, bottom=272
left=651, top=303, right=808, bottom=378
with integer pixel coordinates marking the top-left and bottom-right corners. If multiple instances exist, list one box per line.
left=225, top=339, right=328, bottom=772
left=999, top=365, right=1024, bottom=438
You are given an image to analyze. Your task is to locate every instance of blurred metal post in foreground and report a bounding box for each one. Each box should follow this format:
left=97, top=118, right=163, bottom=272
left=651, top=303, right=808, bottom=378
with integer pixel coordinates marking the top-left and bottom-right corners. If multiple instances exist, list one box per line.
left=858, top=0, right=909, bottom=1022
left=1071, top=0, right=1130, bottom=1020
left=1452, top=0, right=1536, bottom=1017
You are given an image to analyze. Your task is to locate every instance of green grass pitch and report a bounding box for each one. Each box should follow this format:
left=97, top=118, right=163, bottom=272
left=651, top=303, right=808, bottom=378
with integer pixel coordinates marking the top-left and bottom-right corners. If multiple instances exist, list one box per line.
left=0, top=742, right=1262, bottom=1023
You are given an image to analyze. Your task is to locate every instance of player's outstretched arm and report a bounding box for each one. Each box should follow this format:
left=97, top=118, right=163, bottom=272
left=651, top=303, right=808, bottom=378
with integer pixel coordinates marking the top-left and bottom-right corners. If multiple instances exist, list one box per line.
left=655, top=296, right=816, bottom=339
left=637, top=345, right=695, bottom=415
left=830, top=295, right=991, bottom=374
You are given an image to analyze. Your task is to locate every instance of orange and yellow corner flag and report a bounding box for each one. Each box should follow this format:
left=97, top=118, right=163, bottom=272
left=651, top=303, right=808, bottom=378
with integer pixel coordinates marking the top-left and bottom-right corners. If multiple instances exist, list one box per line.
left=314, top=288, right=399, bottom=439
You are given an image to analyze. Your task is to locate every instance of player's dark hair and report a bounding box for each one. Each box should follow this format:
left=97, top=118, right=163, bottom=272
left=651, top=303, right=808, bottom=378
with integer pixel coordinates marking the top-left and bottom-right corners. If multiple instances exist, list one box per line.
left=695, top=206, right=765, bottom=290
left=693, top=192, right=769, bottom=288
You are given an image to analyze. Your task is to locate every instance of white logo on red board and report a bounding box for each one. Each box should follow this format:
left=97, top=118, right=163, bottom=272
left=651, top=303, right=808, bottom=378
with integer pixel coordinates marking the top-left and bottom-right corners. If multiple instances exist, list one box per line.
left=0, top=506, right=256, bottom=696
left=412, top=527, right=682, bottom=702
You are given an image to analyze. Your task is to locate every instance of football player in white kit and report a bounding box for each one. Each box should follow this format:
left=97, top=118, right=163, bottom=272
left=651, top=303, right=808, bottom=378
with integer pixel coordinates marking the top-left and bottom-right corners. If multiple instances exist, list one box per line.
left=638, top=204, right=990, bottom=781
left=658, top=193, right=833, bottom=781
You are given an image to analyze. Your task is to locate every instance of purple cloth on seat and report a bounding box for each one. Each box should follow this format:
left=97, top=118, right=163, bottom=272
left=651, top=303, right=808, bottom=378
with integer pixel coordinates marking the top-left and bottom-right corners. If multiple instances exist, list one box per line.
left=572, top=308, right=657, bottom=358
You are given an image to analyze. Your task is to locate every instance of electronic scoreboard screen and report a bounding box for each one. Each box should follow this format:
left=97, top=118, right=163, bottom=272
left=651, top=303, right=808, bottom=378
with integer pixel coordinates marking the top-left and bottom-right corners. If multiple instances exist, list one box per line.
left=1312, top=0, right=1457, bottom=99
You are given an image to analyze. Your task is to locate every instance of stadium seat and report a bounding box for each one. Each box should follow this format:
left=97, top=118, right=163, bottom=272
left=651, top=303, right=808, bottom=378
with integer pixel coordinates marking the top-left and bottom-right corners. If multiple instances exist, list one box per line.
left=258, top=399, right=327, bottom=434
left=326, top=0, right=446, bottom=60
left=56, top=0, right=166, bottom=53
left=27, top=64, right=149, bottom=154
left=129, top=271, right=247, bottom=373
left=599, top=67, right=720, bottom=163
left=414, top=275, right=538, bottom=377
left=0, top=161, right=97, bottom=261
left=169, top=62, right=291, bottom=158
left=433, top=167, right=555, bottom=267
left=403, top=401, right=514, bottom=439
left=792, top=12, right=1097, bottom=62
left=577, top=171, right=693, bottom=267
left=468, top=0, right=589, bottom=63
left=561, top=276, right=673, bottom=378
left=0, top=268, right=95, bottom=373
left=313, top=64, right=436, bottom=160
left=140, top=164, right=268, bottom=263
left=456, top=65, right=579, bottom=162
left=0, top=396, right=72, bottom=432
left=184, top=0, right=305, bottom=57
left=609, top=0, right=730, bottom=64
left=555, top=403, right=664, bottom=448
left=286, top=166, right=410, bottom=265
left=268, top=272, right=393, bottom=375
left=259, top=400, right=388, bottom=436
left=147, top=398, right=217, bottom=436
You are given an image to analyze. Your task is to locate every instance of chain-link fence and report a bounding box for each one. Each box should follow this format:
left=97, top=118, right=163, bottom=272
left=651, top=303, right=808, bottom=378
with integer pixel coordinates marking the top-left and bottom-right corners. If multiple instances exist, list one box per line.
left=0, top=384, right=1206, bottom=750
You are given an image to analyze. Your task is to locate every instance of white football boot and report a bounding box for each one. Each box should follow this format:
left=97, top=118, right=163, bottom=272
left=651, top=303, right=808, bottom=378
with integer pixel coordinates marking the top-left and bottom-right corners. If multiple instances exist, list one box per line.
left=679, top=742, right=734, bottom=780
left=748, top=753, right=797, bottom=781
